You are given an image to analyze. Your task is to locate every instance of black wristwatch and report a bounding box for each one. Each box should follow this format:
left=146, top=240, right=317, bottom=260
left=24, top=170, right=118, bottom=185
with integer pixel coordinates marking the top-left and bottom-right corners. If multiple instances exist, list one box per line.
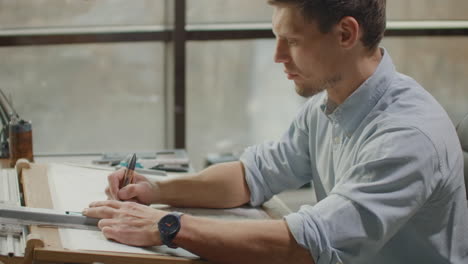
left=158, top=212, right=184, bottom=248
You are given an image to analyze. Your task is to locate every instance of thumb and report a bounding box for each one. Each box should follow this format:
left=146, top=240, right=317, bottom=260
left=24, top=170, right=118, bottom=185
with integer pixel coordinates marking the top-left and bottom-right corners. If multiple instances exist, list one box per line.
left=102, top=226, right=120, bottom=242
left=117, top=184, right=139, bottom=201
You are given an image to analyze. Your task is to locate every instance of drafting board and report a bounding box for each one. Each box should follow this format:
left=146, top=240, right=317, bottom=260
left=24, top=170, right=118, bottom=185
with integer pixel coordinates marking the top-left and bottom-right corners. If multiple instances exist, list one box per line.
left=9, top=161, right=291, bottom=264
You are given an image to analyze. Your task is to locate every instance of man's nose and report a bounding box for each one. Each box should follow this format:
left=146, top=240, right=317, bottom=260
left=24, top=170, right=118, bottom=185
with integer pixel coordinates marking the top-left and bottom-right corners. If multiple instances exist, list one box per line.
left=274, top=40, right=290, bottom=64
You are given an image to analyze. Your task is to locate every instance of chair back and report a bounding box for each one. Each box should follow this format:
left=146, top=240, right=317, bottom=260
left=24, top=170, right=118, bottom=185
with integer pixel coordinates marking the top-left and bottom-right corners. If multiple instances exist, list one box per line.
left=456, top=114, right=468, bottom=199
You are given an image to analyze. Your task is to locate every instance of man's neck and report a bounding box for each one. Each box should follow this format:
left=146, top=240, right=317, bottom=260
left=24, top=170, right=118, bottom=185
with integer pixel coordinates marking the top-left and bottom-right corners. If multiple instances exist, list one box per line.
left=327, top=48, right=383, bottom=105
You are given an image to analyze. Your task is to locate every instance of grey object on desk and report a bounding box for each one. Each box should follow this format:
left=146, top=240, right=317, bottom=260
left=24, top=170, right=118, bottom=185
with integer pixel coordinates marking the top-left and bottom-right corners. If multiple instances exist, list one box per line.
left=0, top=205, right=99, bottom=231
left=93, top=149, right=189, bottom=168
left=114, top=166, right=168, bottom=176
left=205, top=152, right=239, bottom=167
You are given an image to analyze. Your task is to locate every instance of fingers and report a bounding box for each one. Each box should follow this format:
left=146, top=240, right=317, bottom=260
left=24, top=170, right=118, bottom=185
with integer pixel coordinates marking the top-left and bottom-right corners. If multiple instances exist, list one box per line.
left=98, top=218, right=121, bottom=229
left=107, top=170, right=149, bottom=202
left=105, top=187, right=114, bottom=200
left=126, top=198, right=139, bottom=203
left=84, top=200, right=123, bottom=218
left=107, top=169, right=125, bottom=200
left=85, top=204, right=165, bottom=247
left=83, top=206, right=118, bottom=219
left=118, top=181, right=158, bottom=205
left=89, top=200, right=122, bottom=209
left=84, top=200, right=146, bottom=219
left=101, top=226, right=120, bottom=241
left=118, top=184, right=138, bottom=201
left=132, top=172, right=148, bottom=183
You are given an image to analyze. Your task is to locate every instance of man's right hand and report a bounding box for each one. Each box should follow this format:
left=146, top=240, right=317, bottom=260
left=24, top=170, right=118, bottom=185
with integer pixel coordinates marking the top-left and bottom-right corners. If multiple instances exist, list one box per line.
left=105, top=168, right=160, bottom=205
left=106, top=161, right=249, bottom=209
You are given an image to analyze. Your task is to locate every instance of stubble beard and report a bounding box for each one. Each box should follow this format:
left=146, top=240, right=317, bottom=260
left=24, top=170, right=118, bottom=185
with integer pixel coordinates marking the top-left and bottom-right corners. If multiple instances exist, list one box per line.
left=295, top=74, right=342, bottom=98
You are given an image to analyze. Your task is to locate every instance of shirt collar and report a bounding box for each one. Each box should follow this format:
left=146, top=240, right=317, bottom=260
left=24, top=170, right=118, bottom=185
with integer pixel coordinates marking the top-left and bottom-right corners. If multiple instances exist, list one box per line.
left=321, top=48, right=396, bottom=136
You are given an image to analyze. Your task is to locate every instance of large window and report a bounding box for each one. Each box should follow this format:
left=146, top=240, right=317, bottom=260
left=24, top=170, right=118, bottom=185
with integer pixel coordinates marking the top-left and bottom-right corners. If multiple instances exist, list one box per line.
left=387, top=0, right=468, bottom=20
left=383, top=37, right=468, bottom=123
left=187, top=0, right=272, bottom=24
left=2, top=0, right=467, bottom=170
left=1, top=43, right=166, bottom=153
left=1, top=0, right=169, bottom=156
left=187, top=40, right=306, bottom=168
left=0, top=0, right=166, bottom=28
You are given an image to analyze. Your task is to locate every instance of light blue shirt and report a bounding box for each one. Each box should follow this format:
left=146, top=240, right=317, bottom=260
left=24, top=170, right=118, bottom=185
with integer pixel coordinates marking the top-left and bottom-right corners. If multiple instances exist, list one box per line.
left=241, top=49, right=468, bottom=264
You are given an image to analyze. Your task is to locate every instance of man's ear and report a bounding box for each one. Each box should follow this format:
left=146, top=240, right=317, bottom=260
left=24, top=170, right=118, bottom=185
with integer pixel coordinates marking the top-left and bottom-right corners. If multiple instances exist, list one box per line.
left=336, top=16, right=361, bottom=49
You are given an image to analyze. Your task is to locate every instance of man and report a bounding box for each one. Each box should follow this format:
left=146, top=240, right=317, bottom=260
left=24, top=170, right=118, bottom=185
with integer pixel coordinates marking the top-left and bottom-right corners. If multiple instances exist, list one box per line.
left=84, top=0, right=468, bottom=263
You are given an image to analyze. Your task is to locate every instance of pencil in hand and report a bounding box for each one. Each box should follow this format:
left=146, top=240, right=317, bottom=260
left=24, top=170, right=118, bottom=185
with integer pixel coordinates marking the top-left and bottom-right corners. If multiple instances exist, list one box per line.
left=120, top=153, right=137, bottom=189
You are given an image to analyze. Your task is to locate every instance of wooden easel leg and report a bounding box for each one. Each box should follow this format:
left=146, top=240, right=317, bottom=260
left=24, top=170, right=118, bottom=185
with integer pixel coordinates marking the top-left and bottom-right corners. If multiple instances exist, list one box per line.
left=23, top=234, right=44, bottom=264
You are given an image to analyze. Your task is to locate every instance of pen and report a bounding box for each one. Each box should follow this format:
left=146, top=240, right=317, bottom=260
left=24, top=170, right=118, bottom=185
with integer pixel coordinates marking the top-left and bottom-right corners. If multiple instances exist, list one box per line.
left=120, top=153, right=137, bottom=188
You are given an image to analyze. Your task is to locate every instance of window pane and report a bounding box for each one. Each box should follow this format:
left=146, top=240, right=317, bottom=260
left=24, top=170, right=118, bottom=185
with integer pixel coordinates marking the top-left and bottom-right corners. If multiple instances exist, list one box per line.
left=383, top=37, right=468, bottom=124
left=0, top=0, right=166, bottom=29
left=387, top=0, right=468, bottom=20
left=187, top=0, right=273, bottom=24
left=2, top=43, right=166, bottom=154
left=188, top=0, right=468, bottom=25
left=187, top=40, right=306, bottom=170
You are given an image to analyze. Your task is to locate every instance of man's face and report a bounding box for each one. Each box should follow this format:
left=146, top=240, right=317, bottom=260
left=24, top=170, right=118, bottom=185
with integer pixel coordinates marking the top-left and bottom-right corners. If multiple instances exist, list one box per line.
left=272, top=4, right=342, bottom=98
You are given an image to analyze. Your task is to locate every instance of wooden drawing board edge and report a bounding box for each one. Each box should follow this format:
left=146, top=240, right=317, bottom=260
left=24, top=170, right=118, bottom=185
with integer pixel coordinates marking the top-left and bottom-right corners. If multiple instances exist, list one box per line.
left=0, top=256, right=23, bottom=264
left=20, top=161, right=63, bottom=250
left=34, top=248, right=208, bottom=264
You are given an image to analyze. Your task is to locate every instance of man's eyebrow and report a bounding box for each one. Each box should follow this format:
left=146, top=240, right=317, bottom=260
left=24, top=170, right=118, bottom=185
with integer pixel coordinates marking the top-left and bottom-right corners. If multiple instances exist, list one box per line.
left=272, top=29, right=302, bottom=39
left=272, top=25, right=303, bottom=38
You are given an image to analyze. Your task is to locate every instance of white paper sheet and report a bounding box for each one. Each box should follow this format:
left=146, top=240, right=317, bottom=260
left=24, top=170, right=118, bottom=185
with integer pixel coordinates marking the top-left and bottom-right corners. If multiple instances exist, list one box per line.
left=48, top=163, right=197, bottom=258
left=47, top=163, right=270, bottom=258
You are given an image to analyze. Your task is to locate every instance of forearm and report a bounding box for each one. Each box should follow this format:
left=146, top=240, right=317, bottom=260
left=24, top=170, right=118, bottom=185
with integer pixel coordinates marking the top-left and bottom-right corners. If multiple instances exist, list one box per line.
left=175, top=216, right=314, bottom=264
left=157, top=161, right=251, bottom=208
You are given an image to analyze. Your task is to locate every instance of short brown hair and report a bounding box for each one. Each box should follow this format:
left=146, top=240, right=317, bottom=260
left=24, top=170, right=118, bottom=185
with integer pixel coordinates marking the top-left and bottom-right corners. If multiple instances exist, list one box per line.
left=268, top=0, right=386, bottom=51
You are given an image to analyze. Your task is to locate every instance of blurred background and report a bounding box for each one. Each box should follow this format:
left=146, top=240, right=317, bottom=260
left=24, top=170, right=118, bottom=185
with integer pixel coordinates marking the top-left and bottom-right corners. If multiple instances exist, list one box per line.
left=1, top=0, right=468, bottom=189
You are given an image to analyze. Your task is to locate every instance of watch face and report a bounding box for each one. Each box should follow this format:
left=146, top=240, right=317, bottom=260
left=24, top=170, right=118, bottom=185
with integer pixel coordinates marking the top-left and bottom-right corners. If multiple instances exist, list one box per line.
left=159, top=214, right=180, bottom=235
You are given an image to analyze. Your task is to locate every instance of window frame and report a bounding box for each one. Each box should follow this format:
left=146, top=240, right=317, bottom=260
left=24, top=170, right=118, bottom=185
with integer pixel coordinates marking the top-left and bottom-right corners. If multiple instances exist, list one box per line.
left=1, top=0, right=467, bottom=151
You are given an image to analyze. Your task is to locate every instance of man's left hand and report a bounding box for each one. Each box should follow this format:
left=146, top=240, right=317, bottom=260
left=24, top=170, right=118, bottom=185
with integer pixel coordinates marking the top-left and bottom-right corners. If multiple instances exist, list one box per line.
left=83, top=200, right=167, bottom=247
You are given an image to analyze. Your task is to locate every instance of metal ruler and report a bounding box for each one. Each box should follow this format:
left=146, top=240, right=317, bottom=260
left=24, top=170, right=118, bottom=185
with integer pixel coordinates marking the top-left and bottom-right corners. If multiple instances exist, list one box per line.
left=0, top=205, right=99, bottom=231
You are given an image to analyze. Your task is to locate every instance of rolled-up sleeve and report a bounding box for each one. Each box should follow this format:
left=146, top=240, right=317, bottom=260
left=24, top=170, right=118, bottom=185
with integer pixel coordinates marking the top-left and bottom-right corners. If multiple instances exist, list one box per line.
left=240, top=99, right=317, bottom=206
left=284, top=126, right=440, bottom=263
